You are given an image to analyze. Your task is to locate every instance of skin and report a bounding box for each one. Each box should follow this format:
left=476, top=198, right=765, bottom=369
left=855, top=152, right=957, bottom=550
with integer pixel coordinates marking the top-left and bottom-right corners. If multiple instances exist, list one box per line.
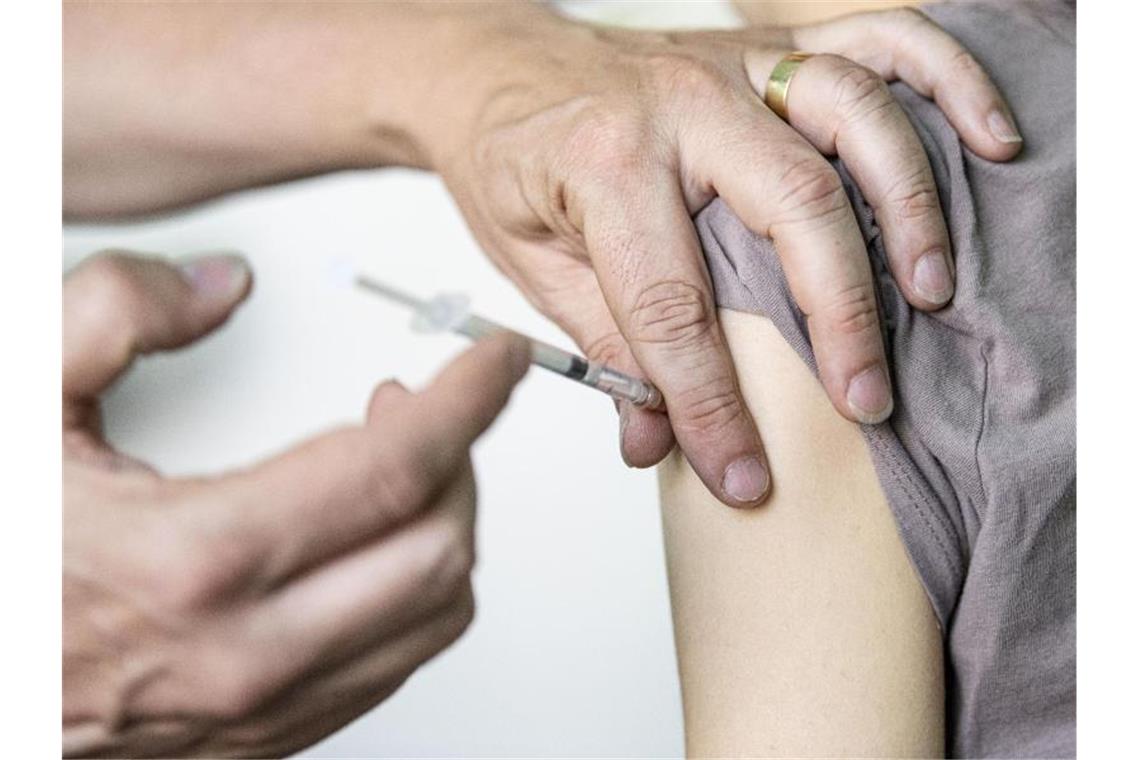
left=61, top=2, right=1019, bottom=753
left=735, top=0, right=918, bottom=26
left=63, top=252, right=530, bottom=757
left=64, top=1, right=1022, bottom=509
left=658, top=310, right=944, bottom=757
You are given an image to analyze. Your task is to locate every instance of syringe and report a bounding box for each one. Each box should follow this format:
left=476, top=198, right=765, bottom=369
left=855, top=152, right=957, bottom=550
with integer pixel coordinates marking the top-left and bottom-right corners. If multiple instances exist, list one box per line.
left=354, top=274, right=665, bottom=411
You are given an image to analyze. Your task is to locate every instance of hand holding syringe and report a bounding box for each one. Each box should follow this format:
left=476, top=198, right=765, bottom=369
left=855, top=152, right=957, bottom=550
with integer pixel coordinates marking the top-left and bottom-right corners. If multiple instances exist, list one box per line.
left=351, top=272, right=665, bottom=412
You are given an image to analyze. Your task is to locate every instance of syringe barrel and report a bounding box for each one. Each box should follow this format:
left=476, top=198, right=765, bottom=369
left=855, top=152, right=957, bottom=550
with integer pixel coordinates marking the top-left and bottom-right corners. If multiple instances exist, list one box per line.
left=457, top=316, right=579, bottom=376
left=360, top=280, right=664, bottom=410
left=454, top=315, right=664, bottom=410
left=453, top=314, right=504, bottom=341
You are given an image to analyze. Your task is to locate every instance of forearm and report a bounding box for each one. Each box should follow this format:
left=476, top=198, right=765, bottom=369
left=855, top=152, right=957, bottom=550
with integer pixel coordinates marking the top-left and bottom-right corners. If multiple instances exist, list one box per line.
left=62, top=0, right=560, bottom=219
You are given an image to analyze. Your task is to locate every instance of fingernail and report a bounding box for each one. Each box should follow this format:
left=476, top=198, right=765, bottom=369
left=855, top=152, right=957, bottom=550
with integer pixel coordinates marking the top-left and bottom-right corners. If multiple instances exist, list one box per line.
left=913, top=249, right=953, bottom=305
left=178, top=253, right=250, bottom=297
left=987, top=109, right=1022, bottom=144
left=847, top=364, right=894, bottom=424
left=722, top=455, right=770, bottom=504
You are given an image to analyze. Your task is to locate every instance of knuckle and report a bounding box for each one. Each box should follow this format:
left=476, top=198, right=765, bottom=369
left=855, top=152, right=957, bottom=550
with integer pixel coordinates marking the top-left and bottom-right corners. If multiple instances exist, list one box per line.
left=145, top=487, right=271, bottom=611
left=419, top=523, right=475, bottom=598
left=645, top=53, right=729, bottom=103
left=671, top=381, right=747, bottom=438
left=774, top=156, right=847, bottom=220
left=582, top=331, right=627, bottom=367
left=889, top=181, right=942, bottom=221
left=153, top=537, right=249, bottom=613
left=821, top=283, right=880, bottom=337
left=830, top=62, right=892, bottom=121
left=627, top=280, right=713, bottom=350
left=470, top=126, right=511, bottom=180
left=888, top=6, right=930, bottom=29
left=567, top=106, right=647, bottom=179
left=74, top=253, right=143, bottom=328
left=207, top=662, right=271, bottom=721
left=946, top=49, right=984, bottom=81
left=370, top=449, right=431, bottom=519
left=156, top=562, right=214, bottom=613
left=68, top=251, right=173, bottom=371
left=80, top=250, right=136, bottom=291
left=140, top=535, right=210, bottom=612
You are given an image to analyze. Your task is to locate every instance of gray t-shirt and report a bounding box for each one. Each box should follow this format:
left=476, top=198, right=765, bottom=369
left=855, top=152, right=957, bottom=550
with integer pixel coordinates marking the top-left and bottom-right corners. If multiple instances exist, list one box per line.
left=695, top=2, right=1075, bottom=756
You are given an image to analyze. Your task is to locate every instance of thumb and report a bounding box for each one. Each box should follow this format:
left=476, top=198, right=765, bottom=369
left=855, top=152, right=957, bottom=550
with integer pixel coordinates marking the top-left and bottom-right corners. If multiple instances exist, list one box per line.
left=63, top=250, right=252, bottom=400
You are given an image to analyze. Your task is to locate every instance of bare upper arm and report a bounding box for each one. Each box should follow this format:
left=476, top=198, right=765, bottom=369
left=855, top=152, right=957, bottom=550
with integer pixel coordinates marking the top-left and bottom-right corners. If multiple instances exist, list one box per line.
left=658, top=308, right=943, bottom=757
left=730, top=0, right=917, bottom=26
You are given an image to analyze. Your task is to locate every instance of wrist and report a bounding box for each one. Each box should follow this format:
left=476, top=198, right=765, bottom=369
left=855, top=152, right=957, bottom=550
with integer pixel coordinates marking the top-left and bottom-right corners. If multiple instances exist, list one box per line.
left=352, top=3, right=576, bottom=174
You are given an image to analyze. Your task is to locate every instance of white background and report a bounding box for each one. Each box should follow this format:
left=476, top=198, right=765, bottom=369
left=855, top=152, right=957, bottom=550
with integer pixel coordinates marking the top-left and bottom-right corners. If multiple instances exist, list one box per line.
left=62, top=3, right=740, bottom=756
left=19, top=0, right=1135, bottom=758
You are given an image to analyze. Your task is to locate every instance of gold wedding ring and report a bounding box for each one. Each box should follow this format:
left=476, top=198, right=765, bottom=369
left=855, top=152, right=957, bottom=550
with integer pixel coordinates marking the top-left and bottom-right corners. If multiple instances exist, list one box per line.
left=765, top=52, right=813, bottom=121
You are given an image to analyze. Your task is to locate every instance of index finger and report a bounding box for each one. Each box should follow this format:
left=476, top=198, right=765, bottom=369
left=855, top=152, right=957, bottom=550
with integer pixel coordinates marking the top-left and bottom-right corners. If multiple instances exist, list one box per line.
left=204, top=333, right=530, bottom=584
left=582, top=169, right=772, bottom=508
